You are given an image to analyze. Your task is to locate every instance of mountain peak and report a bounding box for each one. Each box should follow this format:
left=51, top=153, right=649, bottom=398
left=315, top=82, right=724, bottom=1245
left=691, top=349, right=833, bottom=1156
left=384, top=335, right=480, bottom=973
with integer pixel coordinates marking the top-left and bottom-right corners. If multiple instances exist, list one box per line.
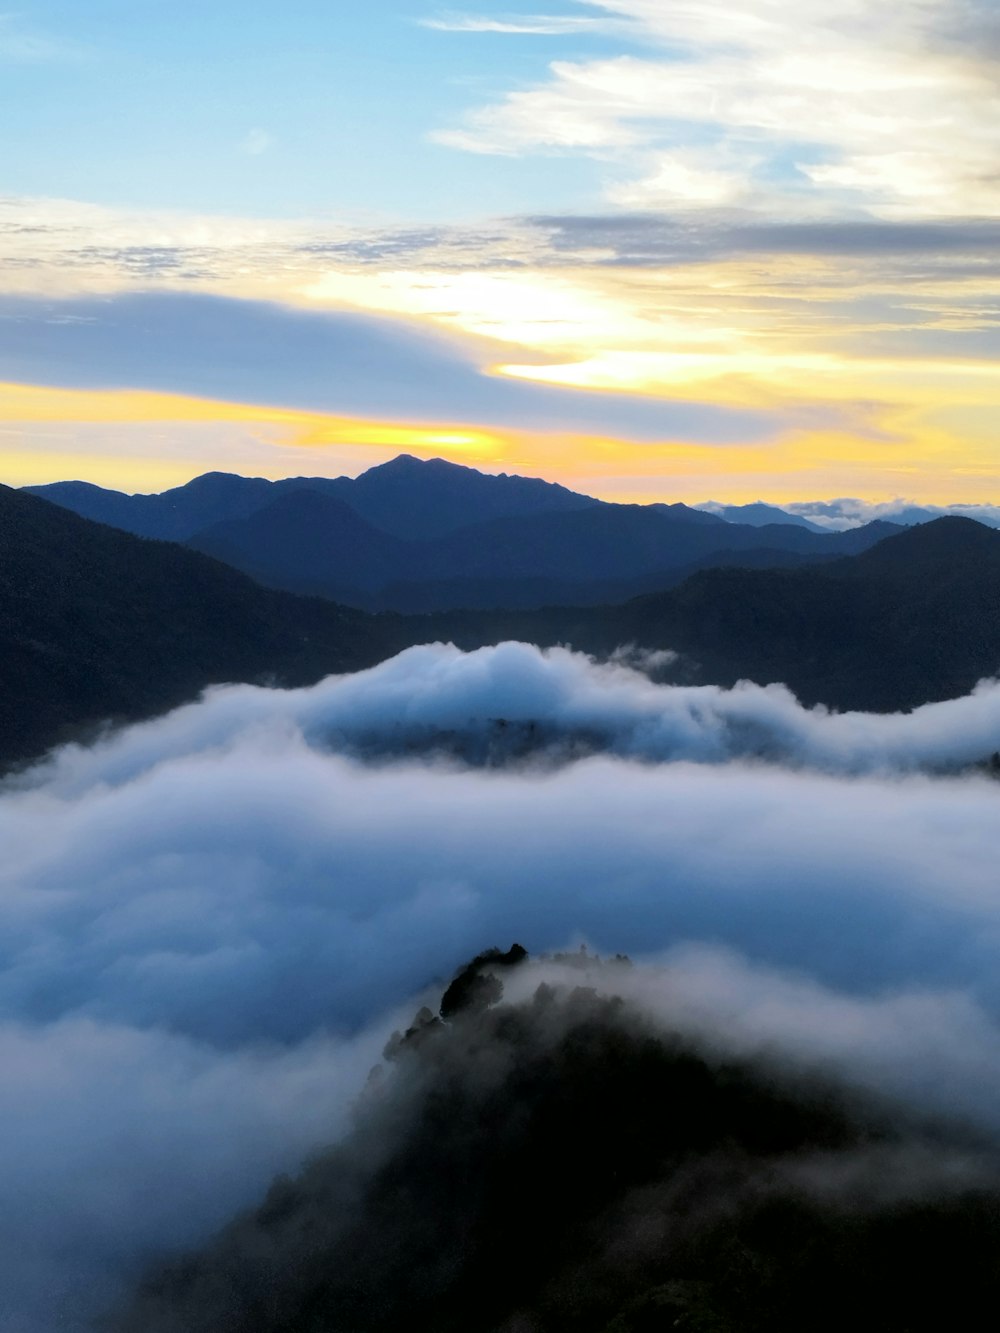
left=170, top=471, right=267, bottom=495
left=367, top=453, right=453, bottom=474
left=860, top=515, right=998, bottom=567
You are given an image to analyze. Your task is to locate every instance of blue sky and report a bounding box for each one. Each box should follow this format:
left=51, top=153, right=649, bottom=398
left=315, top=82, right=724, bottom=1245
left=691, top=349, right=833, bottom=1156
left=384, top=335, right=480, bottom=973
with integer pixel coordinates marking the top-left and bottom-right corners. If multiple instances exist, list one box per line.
left=4, top=1, right=1000, bottom=501
left=3, top=1, right=621, bottom=218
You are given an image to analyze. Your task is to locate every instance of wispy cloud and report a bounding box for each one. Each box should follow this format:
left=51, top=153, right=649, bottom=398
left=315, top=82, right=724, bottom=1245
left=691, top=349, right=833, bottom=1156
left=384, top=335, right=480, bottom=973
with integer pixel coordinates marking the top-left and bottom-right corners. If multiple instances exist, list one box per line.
left=420, top=11, right=627, bottom=36
left=429, top=0, right=1000, bottom=220
left=239, top=128, right=275, bottom=157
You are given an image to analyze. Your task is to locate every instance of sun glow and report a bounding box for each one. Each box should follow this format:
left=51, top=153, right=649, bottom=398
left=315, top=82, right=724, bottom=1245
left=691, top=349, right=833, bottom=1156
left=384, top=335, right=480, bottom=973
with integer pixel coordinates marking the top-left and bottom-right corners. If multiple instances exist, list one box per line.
left=4, top=373, right=1000, bottom=506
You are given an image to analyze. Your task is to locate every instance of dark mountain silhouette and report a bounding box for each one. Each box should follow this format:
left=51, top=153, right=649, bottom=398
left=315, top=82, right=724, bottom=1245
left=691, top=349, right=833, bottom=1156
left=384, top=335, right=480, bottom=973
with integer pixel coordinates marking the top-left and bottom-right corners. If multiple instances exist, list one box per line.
left=188, top=490, right=410, bottom=603
left=186, top=482, right=898, bottom=613
left=24, top=454, right=602, bottom=544
left=28, top=456, right=894, bottom=613
left=24, top=472, right=285, bottom=542
left=325, top=452, right=601, bottom=539
left=429, top=517, right=1000, bottom=712
left=5, top=497, right=997, bottom=773
left=0, top=486, right=395, bottom=771
left=701, top=500, right=824, bottom=531
left=115, top=948, right=1000, bottom=1333
left=647, top=499, right=731, bottom=526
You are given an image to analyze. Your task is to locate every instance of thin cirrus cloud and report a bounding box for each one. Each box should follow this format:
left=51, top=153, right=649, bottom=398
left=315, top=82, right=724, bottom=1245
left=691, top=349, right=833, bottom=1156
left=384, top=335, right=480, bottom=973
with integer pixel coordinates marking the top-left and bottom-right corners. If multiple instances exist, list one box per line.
left=431, top=0, right=1000, bottom=219
left=239, top=128, right=276, bottom=157
left=11, top=644, right=1000, bottom=1328
left=0, top=289, right=780, bottom=443
left=420, top=10, right=631, bottom=36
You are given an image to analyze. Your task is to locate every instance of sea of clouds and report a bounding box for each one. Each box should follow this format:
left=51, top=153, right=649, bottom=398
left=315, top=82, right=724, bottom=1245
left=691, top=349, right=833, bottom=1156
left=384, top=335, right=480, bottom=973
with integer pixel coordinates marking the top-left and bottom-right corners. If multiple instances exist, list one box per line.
left=7, top=642, right=1000, bottom=1330
left=784, top=498, right=1000, bottom=531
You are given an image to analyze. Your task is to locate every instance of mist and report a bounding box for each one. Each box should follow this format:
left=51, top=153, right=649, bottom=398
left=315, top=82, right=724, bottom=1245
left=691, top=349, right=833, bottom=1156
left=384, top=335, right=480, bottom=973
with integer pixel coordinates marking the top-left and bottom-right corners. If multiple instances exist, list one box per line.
left=6, top=643, right=1000, bottom=1329
left=24, top=641, right=1000, bottom=791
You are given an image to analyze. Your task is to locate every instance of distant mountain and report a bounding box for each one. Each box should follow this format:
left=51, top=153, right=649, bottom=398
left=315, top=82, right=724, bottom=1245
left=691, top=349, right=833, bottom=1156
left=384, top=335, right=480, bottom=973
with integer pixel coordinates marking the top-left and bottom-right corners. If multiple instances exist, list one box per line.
left=187, top=482, right=899, bottom=613
left=24, top=472, right=285, bottom=542
left=325, top=453, right=600, bottom=540
left=427, top=517, right=1000, bottom=713
left=697, top=500, right=824, bottom=531
left=24, top=454, right=601, bottom=544
left=188, top=490, right=409, bottom=603
left=0, top=487, right=395, bottom=771
left=4, top=498, right=998, bottom=771
left=648, top=500, right=731, bottom=526
left=780, top=499, right=1000, bottom=532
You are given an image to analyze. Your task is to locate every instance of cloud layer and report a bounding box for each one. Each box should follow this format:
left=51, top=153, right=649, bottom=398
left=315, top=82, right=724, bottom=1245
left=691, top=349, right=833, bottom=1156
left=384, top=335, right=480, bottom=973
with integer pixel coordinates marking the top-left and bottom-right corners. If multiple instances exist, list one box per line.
left=8, top=644, right=1000, bottom=1329
left=0, top=290, right=774, bottom=445
left=436, top=0, right=1000, bottom=220
left=34, top=640, right=1000, bottom=788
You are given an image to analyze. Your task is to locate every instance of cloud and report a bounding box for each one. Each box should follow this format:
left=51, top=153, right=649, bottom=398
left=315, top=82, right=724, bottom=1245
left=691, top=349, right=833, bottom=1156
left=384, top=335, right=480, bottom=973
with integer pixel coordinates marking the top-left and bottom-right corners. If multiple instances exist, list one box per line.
left=34, top=642, right=1000, bottom=789
left=0, top=289, right=777, bottom=444
left=783, top=498, right=1000, bottom=531
left=13, top=645, right=1000, bottom=1327
left=421, top=11, right=626, bottom=35
left=0, top=1017, right=395, bottom=1333
left=430, top=0, right=1000, bottom=219
left=531, top=213, right=1000, bottom=267
left=239, top=128, right=275, bottom=157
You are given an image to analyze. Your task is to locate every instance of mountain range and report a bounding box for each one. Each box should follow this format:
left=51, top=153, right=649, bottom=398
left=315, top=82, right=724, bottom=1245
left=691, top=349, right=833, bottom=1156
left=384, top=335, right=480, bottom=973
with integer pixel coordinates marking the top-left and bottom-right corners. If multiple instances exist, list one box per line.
left=0, top=484, right=395, bottom=770
left=26, top=455, right=900, bottom=612
left=6, top=467, right=1000, bottom=770
left=431, top=515, right=1000, bottom=713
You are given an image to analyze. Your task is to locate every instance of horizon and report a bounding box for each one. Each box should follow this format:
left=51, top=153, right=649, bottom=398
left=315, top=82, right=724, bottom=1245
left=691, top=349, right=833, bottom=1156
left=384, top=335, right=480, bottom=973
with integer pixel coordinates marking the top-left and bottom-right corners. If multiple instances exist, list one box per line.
left=15, top=452, right=1000, bottom=524
left=4, top=2, right=1000, bottom=503
left=9, top=10, right=1000, bottom=1325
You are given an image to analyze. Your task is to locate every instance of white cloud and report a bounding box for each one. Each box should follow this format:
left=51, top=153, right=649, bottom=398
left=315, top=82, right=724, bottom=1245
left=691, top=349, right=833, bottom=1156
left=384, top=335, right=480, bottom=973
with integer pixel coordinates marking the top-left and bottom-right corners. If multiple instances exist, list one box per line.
left=32, top=641, right=1000, bottom=787
left=607, top=151, right=752, bottom=208
left=12, top=644, right=1000, bottom=1327
left=421, top=11, right=626, bottom=35
left=784, top=498, right=1000, bottom=531
left=430, top=0, right=1000, bottom=218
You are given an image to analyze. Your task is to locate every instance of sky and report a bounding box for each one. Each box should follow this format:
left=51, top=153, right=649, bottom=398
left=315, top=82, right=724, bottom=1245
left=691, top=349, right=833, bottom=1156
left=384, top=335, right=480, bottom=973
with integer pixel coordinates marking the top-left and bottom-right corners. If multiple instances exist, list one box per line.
left=4, top=0, right=1000, bottom=500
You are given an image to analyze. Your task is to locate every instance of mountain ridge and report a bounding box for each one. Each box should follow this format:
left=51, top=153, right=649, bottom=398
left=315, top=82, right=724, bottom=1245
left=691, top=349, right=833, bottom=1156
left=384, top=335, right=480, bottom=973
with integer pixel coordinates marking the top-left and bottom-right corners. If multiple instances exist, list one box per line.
left=0, top=485, right=397, bottom=771
left=3, top=491, right=997, bottom=772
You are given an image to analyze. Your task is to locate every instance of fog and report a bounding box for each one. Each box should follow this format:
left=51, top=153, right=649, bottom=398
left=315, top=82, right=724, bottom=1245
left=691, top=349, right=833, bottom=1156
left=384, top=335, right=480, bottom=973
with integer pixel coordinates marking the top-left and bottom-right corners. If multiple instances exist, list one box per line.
left=5, top=643, right=1000, bottom=1329
left=24, top=642, right=1000, bottom=793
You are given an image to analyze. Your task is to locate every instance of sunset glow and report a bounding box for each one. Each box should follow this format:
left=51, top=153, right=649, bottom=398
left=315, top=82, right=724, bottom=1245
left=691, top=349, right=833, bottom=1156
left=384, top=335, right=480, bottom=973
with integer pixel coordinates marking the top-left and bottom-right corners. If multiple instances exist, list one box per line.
left=3, top=0, right=1000, bottom=503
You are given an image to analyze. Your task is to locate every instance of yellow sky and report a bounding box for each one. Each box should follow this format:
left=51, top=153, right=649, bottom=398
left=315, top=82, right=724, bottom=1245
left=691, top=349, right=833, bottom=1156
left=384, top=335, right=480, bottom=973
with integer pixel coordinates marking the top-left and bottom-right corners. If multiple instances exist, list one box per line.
left=5, top=378, right=999, bottom=505
left=7, top=1, right=1000, bottom=502
left=5, top=207, right=1000, bottom=502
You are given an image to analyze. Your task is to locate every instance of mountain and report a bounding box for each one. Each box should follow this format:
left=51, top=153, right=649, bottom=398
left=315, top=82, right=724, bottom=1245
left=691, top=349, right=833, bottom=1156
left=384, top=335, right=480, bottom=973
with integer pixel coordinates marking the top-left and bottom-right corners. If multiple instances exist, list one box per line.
left=187, top=484, right=899, bottom=613
left=23, top=472, right=285, bottom=542
left=24, top=454, right=602, bottom=544
left=426, top=517, right=1000, bottom=712
left=6, top=492, right=991, bottom=774
left=188, top=490, right=409, bottom=603
left=0, top=486, right=395, bottom=771
left=115, top=948, right=1000, bottom=1333
left=27, top=457, right=900, bottom=614
left=697, top=500, right=824, bottom=531
left=325, top=452, right=600, bottom=539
